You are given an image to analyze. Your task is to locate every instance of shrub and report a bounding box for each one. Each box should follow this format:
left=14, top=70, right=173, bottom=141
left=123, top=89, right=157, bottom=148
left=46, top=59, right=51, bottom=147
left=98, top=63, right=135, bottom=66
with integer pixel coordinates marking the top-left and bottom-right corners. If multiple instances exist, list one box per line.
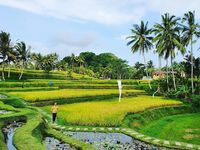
left=191, top=94, right=200, bottom=108
left=174, top=85, right=190, bottom=99
left=164, top=90, right=176, bottom=99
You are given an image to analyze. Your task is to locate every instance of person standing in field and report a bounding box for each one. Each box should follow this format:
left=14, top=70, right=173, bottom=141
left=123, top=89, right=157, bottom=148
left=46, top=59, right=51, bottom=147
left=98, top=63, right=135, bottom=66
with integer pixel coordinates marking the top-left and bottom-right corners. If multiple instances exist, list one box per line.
left=51, top=103, right=58, bottom=124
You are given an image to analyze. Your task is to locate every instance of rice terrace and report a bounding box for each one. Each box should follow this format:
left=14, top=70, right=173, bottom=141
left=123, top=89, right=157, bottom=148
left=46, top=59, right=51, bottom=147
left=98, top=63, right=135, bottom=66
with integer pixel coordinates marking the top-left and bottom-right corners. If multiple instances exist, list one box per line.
left=0, top=1, right=200, bottom=150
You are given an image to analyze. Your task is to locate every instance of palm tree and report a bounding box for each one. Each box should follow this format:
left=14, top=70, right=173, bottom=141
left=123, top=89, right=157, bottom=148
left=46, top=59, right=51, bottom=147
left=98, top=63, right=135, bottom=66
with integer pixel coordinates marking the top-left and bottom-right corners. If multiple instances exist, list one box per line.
left=31, top=53, right=43, bottom=70
left=147, top=60, right=154, bottom=77
left=181, top=11, right=200, bottom=93
left=76, top=56, right=85, bottom=67
left=57, top=60, right=67, bottom=71
left=49, top=53, right=58, bottom=71
left=70, top=53, right=77, bottom=71
left=15, top=41, right=31, bottom=80
left=6, top=48, right=17, bottom=78
left=127, top=21, right=153, bottom=88
left=0, top=31, right=11, bottom=80
left=153, top=13, right=185, bottom=91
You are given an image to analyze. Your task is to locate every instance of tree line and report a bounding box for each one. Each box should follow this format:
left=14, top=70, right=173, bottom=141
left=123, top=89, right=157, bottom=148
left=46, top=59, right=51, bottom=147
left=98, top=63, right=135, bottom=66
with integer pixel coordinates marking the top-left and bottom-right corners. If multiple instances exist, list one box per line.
left=126, top=11, right=200, bottom=93
left=0, top=11, right=200, bottom=94
left=0, top=36, right=155, bottom=80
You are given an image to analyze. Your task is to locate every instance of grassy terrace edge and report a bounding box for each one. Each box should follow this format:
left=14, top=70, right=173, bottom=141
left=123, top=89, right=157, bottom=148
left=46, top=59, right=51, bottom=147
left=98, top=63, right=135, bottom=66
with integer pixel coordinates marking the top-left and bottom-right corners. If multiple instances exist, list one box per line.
left=0, top=107, right=96, bottom=150
left=49, top=105, right=200, bottom=150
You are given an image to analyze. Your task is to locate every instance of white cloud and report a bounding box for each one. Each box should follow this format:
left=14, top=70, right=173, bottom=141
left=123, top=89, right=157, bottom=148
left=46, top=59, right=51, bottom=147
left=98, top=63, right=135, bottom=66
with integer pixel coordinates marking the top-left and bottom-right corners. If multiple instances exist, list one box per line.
left=28, top=32, right=100, bottom=58
left=0, top=0, right=147, bottom=25
left=149, top=0, right=200, bottom=17
left=0, top=0, right=200, bottom=26
left=51, top=32, right=97, bottom=48
left=0, top=0, right=200, bottom=25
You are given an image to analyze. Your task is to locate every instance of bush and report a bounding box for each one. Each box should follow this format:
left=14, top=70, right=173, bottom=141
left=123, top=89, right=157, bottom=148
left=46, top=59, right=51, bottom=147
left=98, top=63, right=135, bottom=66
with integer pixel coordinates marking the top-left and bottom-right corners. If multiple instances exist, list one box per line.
left=174, top=85, right=190, bottom=99
left=144, top=85, right=161, bottom=96
left=164, top=90, right=176, bottom=99
left=191, top=94, right=200, bottom=108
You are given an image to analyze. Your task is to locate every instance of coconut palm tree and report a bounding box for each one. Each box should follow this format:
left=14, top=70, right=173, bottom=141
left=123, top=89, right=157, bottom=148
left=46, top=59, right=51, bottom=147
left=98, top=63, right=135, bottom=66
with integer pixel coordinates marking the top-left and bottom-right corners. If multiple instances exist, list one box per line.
left=6, top=48, right=17, bottom=78
left=15, top=41, right=31, bottom=80
left=127, top=21, right=153, bottom=88
left=153, top=13, right=185, bottom=91
left=31, top=53, right=44, bottom=70
left=49, top=53, right=58, bottom=71
left=70, top=53, right=77, bottom=71
left=0, top=31, right=11, bottom=80
left=181, top=11, right=200, bottom=93
left=76, top=56, right=85, bottom=67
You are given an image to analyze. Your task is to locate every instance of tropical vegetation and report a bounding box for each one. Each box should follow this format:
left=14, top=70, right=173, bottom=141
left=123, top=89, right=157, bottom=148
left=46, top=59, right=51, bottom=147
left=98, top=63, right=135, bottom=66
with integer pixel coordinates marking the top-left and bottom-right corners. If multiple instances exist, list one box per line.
left=0, top=10, right=200, bottom=150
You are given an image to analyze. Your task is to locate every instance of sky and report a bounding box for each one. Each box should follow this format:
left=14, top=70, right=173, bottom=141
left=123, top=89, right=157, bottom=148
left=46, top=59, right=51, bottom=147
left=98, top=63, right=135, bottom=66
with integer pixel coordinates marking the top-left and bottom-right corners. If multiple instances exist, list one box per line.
left=0, top=0, right=200, bottom=67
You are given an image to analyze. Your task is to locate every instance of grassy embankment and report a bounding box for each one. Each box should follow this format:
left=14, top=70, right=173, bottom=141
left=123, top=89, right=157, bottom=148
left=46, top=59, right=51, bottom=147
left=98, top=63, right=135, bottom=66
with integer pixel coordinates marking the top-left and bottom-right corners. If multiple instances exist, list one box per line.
left=140, top=113, right=200, bottom=145
left=123, top=106, right=200, bottom=145
left=0, top=94, right=95, bottom=150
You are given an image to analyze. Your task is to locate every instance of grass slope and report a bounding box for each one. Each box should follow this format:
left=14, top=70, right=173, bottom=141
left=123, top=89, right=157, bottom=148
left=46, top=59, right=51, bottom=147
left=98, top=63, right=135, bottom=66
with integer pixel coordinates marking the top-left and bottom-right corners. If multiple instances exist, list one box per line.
left=140, top=113, right=200, bottom=145
left=14, top=114, right=45, bottom=150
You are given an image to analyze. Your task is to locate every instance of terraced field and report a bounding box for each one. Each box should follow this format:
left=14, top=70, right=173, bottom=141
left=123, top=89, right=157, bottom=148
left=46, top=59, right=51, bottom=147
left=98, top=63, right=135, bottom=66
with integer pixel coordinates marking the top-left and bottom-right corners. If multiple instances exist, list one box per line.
left=42, top=96, right=182, bottom=126
left=8, top=89, right=144, bottom=102
left=1, top=72, right=199, bottom=150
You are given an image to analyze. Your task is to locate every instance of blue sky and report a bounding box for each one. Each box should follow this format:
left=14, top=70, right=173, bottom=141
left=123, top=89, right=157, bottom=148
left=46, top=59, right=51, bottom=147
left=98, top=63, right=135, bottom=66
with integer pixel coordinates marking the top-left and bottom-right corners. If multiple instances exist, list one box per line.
left=0, top=0, right=200, bottom=67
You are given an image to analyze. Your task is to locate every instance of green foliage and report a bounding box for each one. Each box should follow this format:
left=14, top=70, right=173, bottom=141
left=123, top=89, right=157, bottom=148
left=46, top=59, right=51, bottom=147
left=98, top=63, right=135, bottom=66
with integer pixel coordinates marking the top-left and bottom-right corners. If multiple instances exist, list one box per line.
left=0, top=101, right=16, bottom=110
left=0, top=122, right=7, bottom=150
left=174, top=85, right=190, bottom=99
left=144, top=85, right=160, bottom=95
left=1, top=97, right=26, bottom=108
left=191, top=94, right=200, bottom=108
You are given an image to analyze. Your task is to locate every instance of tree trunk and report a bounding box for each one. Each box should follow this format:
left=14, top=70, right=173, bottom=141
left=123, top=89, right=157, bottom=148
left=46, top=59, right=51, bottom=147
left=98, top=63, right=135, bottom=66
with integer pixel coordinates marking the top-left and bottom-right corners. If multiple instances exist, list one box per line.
left=72, top=62, right=74, bottom=71
left=166, top=59, right=169, bottom=92
left=19, top=63, right=24, bottom=80
left=191, top=38, right=194, bottom=93
left=2, top=59, right=5, bottom=81
left=171, top=57, right=177, bottom=91
left=143, top=52, right=151, bottom=89
left=159, top=56, right=161, bottom=70
left=158, top=55, right=162, bottom=78
left=8, top=62, right=11, bottom=78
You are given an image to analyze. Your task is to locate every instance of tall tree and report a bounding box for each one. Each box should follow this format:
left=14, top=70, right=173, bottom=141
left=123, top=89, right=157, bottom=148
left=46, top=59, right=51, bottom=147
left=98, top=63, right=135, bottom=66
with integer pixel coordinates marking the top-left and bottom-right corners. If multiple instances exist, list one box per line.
left=49, top=53, right=58, bottom=71
left=181, top=11, right=200, bottom=93
left=15, top=41, right=31, bottom=80
left=0, top=31, right=11, bottom=80
left=76, top=56, right=85, bottom=67
left=127, top=21, right=153, bottom=88
left=70, top=53, right=77, bottom=71
left=31, top=53, right=43, bottom=70
left=6, top=48, right=17, bottom=78
left=147, top=60, right=155, bottom=77
left=153, top=13, right=185, bottom=91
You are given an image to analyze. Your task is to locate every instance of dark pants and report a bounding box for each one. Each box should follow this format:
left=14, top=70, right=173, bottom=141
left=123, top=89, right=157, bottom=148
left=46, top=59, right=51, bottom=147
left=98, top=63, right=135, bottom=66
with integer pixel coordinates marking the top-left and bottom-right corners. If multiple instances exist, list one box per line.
left=52, top=113, right=57, bottom=123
